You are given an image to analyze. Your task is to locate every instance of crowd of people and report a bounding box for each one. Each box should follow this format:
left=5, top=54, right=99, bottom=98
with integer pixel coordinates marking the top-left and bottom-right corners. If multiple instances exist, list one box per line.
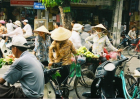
left=0, top=19, right=123, bottom=98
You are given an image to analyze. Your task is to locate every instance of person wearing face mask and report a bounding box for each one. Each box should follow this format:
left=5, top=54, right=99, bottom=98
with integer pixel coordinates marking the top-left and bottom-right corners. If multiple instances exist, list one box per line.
left=69, top=23, right=83, bottom=49
left=33, top=25, right=51, bottom=66
left=85, top=24, right=122, bottom=73
left=2, top=20, right=23, bottom=37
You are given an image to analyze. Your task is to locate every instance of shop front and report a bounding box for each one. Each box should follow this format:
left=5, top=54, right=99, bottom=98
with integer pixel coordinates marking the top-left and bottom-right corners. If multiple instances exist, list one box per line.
left=9, top=0, right=38, bottom=29
left=70, top=0, right=115, bottom=30
left=128, top=0, right=140, bottom=36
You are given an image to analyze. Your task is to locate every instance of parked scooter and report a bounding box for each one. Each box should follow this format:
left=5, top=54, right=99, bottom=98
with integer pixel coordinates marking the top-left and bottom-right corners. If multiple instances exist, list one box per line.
left=117, top=34, right=131, bottom=49
left=0, top=36, right=35, bottom=58
left=82, top=57, right=128, bottom=98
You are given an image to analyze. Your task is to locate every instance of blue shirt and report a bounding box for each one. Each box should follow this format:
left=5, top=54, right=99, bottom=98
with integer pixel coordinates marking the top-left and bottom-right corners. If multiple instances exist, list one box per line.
left=3, top=51, right=45, bottom=98
left=33, top=34, right=51, bottom=62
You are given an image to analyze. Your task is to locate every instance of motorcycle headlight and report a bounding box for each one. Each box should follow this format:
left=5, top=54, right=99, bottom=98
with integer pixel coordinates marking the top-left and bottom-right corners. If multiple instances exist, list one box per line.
left=104, top=63, right=115, bottom=71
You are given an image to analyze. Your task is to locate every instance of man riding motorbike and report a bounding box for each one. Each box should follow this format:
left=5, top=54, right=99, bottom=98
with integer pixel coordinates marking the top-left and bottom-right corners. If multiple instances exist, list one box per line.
left=0, top=36, right=44, bottom=98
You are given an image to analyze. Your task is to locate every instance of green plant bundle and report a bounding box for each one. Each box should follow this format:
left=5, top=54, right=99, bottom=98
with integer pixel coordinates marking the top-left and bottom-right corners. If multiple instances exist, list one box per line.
left=0, top=58, right=13, bottom=68
left=52, top=71, right=61, bottom=80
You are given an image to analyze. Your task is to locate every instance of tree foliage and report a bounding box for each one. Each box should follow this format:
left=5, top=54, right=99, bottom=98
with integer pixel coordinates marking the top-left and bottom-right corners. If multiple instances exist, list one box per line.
left=41, top=0, right=81, bottom=7
left=41, top=0, right=121, bottom=7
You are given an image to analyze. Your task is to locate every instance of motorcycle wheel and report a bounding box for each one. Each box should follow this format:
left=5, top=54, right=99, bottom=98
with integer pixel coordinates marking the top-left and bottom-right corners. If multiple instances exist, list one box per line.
left=74, top=69, right=94, bottom=98
left=127, top=46, right=138, bottom=56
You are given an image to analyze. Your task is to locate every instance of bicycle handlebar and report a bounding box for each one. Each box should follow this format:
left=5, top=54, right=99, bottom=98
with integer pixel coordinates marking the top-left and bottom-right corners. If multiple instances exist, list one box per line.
left=126, top=55, right=139, bottom=62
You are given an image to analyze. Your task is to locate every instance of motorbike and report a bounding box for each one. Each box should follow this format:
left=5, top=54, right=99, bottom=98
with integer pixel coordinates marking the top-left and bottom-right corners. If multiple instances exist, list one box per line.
left=127, top=38, right=140, bottom=56
left=117, top=34, right=131, bottom=49
left=0, top=36, right=35, bottom=58
left=82, top=57, right=129, bottom=98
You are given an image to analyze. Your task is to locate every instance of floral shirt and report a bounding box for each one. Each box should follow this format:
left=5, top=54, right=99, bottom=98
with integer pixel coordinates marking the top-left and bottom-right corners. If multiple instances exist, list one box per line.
left=85, top=34, right=118, bottom=55
left=33, top=34, right=51, bottom=62
left=49, top=40, right=77, bottom=66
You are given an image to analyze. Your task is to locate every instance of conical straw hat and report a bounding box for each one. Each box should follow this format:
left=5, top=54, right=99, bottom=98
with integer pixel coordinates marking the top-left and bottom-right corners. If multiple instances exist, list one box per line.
left=34, top=25, right=50, bottom=35
left=92, top=24, right=106, bottom=30
left=51, top=27, right=72, bottom=41
left=14, top=20, right=21, bottom=27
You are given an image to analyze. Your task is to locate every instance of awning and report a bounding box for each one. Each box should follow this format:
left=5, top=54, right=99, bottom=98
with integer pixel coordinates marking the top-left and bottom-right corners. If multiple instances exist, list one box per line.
left=10, top=0, right=38, bottom=6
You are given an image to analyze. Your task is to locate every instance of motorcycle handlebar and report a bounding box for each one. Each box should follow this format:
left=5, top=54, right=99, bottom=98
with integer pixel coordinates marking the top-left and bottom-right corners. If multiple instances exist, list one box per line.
left=113, top=58, right=128, bottom=67
left=96, top=78, right=101, bottom=88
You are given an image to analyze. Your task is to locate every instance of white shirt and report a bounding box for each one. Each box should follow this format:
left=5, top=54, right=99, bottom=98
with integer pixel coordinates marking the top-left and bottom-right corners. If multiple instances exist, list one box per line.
left=4, top=27, right=23, bottom=37
left=85, top=34, right=118, bottom=55
left=69, top=31, right=82, bottom=49
left=80, top=32, right=90, bottom=50
left=128, top=30, right=136, bottom=39
left=6, top=23, right=14, bottom=33
left=23, top=24, right=32, bottom=36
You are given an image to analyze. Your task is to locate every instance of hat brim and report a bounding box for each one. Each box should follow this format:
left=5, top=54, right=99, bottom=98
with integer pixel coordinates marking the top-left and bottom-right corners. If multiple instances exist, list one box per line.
left=51, top=28, right=72, bottom=41
left=13, top=22, right=21, bottom=27
left=73, top=26, right=83, bottom=31
left=11, top=44, right=30, bottom=48
left=33, top=30, right=51, bottom=35
left=22, top=21, right=28, bottom=23
left=84, top=28, right=92, bottom=32
left=92, top=24, right=107, bottom=30
left=34, top=25, right=50, bottom=35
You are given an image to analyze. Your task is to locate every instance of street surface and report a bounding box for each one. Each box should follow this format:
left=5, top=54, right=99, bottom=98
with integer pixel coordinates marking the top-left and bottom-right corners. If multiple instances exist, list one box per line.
left=0, top=51, right=139, bottom=99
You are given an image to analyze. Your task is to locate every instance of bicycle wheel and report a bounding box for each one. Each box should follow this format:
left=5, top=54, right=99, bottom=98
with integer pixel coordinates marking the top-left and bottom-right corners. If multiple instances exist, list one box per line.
left=127, top=46, right=138, bottom=56
left=125, top=74, right=137, bottom=96
left=74, top=69, right=95, bottom=98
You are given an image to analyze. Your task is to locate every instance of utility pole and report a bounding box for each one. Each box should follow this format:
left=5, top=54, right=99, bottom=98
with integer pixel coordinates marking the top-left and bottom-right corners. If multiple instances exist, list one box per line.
left=37, top=0, right=41, bottom=19
left=112, top=0, right=124, bottom=46
left=116, top=0, right=124, bottom=45
left=112, top=0, right=119, bottom=46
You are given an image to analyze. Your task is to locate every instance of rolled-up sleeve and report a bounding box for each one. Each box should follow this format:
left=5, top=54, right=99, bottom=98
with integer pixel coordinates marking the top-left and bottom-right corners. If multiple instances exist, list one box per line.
left=4, top=28, right=17, bottom=36
left=33, top=36, right=39, bottom=52
left=105, top=36, right=118, bottom=51
left=3, top=61, right=22, bottom=85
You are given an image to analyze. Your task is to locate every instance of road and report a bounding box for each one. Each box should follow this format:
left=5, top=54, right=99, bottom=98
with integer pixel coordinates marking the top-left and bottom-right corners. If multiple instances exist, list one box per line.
left=0, top=51, right=139, bottom=99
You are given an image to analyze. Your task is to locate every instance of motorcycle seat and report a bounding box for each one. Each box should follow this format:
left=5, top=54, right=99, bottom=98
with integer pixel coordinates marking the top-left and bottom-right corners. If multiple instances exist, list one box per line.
left=134, top=69, right=140, bottom=78
left=136, top=67, right=140, bottom=72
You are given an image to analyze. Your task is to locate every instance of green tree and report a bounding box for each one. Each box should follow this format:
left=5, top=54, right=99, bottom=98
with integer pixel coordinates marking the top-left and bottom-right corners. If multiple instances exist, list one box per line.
left=41, top=0, right=81, bottom=30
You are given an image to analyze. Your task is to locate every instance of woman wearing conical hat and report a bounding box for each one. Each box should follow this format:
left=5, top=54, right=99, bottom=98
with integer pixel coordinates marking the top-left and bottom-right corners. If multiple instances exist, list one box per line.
left=33, top=25, right=51, bottom=66
left=49, top=27, right=77, bottom=87
left=85, top=24, right=122, bottom=73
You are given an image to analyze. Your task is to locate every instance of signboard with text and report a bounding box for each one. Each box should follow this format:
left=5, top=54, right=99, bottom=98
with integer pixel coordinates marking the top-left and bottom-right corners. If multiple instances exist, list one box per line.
left=10, top=0, right=34, bottom=6
left=34, top=2, right=45, bottom=10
